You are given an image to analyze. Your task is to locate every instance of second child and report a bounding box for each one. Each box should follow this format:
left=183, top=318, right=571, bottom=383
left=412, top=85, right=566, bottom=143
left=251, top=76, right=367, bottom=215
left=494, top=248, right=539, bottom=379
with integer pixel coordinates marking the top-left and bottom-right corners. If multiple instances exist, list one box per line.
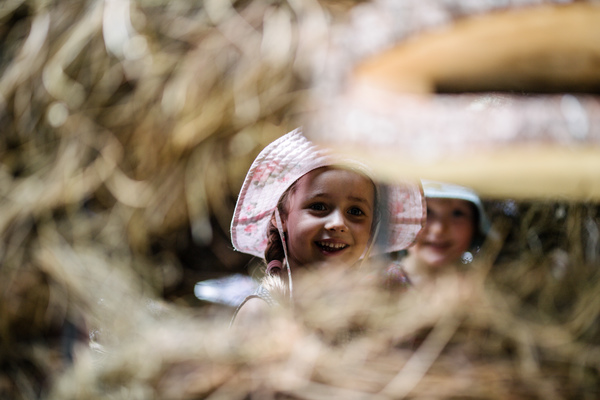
left=386, top=180, right=491, bottom=289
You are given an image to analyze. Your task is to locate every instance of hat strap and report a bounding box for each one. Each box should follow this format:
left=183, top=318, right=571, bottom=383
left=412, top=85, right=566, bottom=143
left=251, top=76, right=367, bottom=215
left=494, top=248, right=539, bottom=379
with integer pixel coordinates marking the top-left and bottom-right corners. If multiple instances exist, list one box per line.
left=274, top=208, right=293, bottom=304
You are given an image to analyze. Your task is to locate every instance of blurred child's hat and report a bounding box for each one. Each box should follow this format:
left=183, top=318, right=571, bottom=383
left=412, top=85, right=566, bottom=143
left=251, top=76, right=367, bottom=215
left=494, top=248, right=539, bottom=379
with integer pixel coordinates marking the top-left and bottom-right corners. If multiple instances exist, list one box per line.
left=421, top=179, right=491, bottom=235
left=231, top=128, right=426, bottom=258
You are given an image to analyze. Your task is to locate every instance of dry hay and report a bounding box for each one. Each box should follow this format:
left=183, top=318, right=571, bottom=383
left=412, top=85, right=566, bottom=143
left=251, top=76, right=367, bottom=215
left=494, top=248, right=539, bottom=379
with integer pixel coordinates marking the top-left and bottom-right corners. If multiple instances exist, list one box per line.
left=47, top=243, right=600, bottom=399
left=0, top=0, right=599, bottom=399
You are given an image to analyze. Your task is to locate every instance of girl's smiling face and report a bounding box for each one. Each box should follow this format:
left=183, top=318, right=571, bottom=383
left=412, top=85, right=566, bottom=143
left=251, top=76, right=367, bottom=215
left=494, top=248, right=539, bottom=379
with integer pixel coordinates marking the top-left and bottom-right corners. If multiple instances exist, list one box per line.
left=282, top=167, right=375, bottom=270
left=409, top=198, right=476, bottom=269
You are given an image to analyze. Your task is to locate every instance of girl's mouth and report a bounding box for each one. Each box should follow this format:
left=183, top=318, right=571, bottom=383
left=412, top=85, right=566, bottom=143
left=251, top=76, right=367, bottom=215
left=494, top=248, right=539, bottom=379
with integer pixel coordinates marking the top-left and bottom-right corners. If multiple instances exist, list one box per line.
left=425, top=241, right=451, bottom=251
left=316, top=241, right=348, bottom=253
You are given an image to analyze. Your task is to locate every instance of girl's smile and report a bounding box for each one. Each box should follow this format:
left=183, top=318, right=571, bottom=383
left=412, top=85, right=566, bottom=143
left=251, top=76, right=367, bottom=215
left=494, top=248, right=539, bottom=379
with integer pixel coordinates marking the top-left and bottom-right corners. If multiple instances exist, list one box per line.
left=315, top=239, right=349, bottom=253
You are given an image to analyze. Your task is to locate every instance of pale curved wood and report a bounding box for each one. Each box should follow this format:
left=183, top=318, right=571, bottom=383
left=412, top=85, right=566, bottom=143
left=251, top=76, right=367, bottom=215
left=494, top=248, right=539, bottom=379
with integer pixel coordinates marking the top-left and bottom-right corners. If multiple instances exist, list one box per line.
left=306, top=3, right=600, bottom=200
left=353, top=3, right=600, bottom=94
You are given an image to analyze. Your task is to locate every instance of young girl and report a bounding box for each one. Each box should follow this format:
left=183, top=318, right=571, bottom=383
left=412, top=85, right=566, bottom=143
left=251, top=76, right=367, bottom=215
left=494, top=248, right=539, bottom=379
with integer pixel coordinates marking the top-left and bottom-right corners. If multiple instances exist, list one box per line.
left=230, top=128, right=426, bottom=324
left=387, top=180, right=491, bottom=289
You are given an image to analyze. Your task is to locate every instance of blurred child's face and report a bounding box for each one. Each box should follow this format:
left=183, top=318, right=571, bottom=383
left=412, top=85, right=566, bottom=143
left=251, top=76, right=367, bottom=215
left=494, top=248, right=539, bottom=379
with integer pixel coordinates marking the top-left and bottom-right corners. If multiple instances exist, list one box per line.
left=282, top=167, right=375, bottom=270
left=409, top=198, right=475, bottom=269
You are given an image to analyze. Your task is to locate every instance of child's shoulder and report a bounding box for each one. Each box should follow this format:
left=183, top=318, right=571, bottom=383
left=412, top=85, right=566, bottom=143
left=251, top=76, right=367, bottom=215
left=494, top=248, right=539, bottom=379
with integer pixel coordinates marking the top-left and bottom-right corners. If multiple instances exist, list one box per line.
left=231, top=276, right=288, bottom=327
left=231, top=295, right=273, bottom=328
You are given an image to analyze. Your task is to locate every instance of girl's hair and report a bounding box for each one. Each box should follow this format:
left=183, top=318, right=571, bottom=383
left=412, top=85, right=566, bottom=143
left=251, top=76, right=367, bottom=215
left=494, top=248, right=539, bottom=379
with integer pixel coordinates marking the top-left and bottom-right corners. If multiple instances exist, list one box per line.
left=469, top=201, right=486, bottom=250
left=262, top=183, right=295, bottom=303
left=264, top=183, right=295, bottom=276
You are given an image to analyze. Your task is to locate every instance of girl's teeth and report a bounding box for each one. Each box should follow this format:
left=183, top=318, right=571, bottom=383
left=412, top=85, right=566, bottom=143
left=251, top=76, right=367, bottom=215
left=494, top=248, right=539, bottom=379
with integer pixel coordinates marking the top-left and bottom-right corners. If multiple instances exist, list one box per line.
left=318, top=241, right=347, bottom=250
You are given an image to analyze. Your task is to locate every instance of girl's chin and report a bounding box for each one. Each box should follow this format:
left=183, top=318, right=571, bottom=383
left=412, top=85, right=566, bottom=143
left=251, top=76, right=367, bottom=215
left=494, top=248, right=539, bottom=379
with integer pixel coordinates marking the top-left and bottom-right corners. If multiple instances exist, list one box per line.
left=422, top=255, right=453, bottom=269
left=325, top=253, right=356, bottom=263
left=307, top=259, right=353, bottom=271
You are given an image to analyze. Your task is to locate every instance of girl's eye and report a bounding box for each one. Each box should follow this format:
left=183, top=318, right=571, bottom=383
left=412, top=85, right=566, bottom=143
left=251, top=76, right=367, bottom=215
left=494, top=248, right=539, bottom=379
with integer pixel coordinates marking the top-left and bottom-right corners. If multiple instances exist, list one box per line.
left=452, top=209, right=468, bottom=218
left=309, top=203, right=326, bottom=211
left=348, top=207, right=365, bottom=216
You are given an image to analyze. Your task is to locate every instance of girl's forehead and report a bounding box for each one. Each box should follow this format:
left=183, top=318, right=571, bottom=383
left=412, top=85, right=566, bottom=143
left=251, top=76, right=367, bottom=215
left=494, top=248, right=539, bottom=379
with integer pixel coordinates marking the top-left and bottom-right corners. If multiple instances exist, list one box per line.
left=427, top=197, right=473, bottom=209
left=295, top=167, right=375, bottom=199
left=305, top=167, right=372, bottom=186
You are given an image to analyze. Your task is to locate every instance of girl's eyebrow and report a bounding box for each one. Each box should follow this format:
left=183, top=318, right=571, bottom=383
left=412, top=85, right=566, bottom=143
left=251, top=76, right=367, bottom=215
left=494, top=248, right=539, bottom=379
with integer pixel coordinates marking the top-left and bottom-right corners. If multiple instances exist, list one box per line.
left=348, top=196, right=374, bottom=212
left=307, top=193, right=373, bottom=208
left=310, top=192, right=371, bottom=204
left=306, top=192, right=328, bottom=200
left=348, top=196, right=371, bottom=205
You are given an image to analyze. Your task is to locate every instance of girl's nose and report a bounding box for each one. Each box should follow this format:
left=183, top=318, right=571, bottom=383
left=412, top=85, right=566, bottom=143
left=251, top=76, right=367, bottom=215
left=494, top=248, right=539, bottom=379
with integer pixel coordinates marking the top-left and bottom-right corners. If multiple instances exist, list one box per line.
left=325, top=209, right=347, bottom=232
left=427, top=217, right=447, bottom=235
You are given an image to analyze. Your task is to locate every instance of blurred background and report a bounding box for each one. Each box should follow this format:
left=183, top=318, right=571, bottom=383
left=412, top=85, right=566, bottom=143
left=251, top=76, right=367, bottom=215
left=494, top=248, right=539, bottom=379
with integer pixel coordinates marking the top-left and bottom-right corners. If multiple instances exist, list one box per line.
left=1, top=0, right=599, bottom=399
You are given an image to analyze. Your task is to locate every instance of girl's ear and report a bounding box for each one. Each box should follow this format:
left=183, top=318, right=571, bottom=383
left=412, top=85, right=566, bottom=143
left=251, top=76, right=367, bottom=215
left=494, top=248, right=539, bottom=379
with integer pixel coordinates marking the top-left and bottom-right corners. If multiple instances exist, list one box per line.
left=271, top=212, right=287, bottom=233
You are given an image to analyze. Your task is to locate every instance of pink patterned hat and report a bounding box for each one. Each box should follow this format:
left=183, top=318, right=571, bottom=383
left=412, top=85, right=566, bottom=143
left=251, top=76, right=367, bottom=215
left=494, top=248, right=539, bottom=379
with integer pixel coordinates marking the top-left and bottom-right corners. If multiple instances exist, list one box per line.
left=230, top=128, right=426, bottom=259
